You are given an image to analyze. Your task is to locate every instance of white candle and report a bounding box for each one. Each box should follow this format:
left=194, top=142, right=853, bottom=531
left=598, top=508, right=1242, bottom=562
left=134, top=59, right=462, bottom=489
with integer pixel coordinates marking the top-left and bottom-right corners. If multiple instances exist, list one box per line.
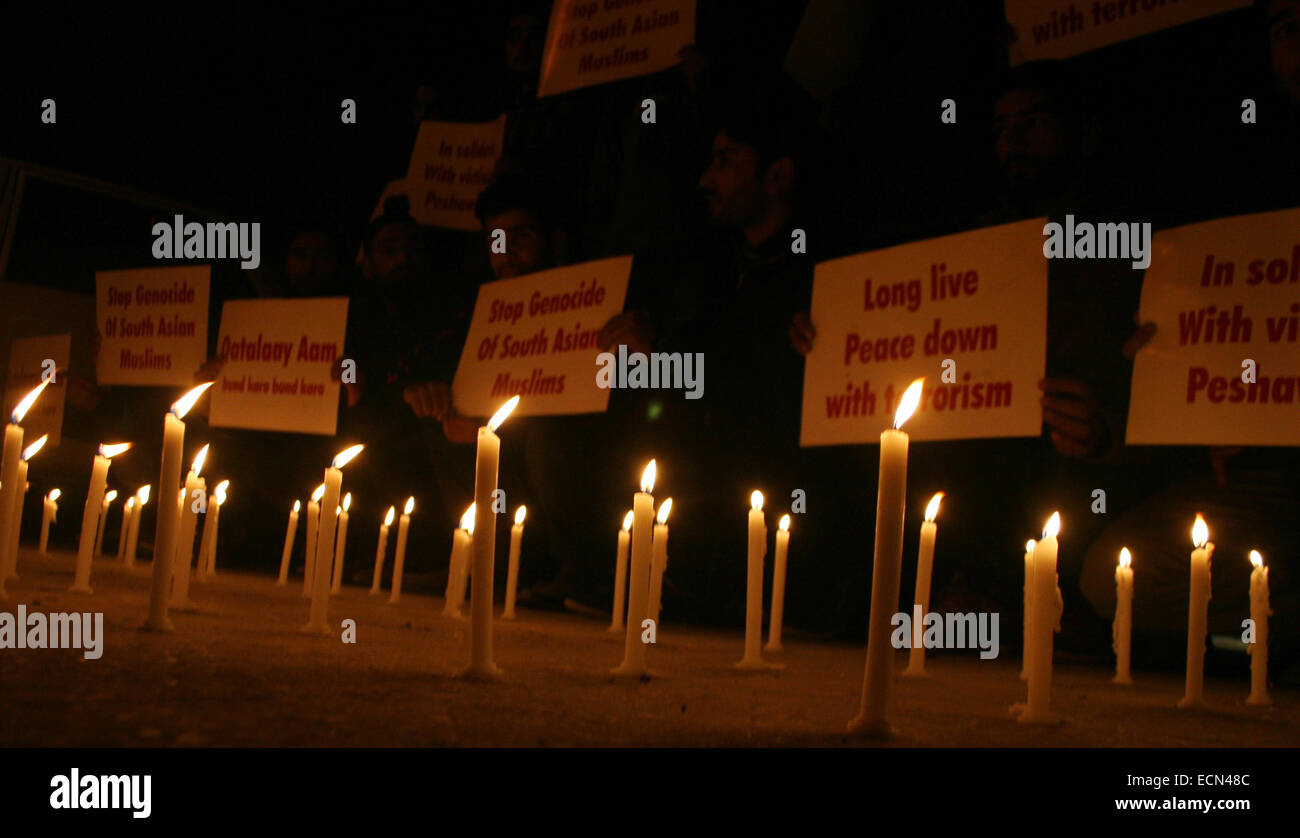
left=145, top=383, right=212, bottom=632
left=0, top=382, right=49, bottom=596
left=94, top=489, right=119, bottom=558
left=737, top=491, right=769, bottom=670
left=1247, top=549, right=1271, bottom=706
left=197, top=480, right=227, bottom=577
left=614, top=460, right=656, bottom=677
left=904, top=492, right=944, bottom=676
left=1019, top=512, right=1063, bottom=724
left=607, top=511, right=633, bottom=634
left=442, top=503, right=474, bottom=615
left=4, top=435, right=45, bottom=580
left=465, top=395, right=518, bottom=679
left=331, top=492, right=352, bottom=594
left=306, top=445, right=362, bottom=634
left=72, top=442, right=130, bottom=594
left=1020, top=539, right=1036, bottom=680
left=1179, top=514, right=1213, bottom=709
left=302, top=483, right=324, bottom=597
left=766, top=514, right=792, bottom=652
left=370, top=505, right=394, bottom=595
left=850, top=379, right=923, bottom=736
left=646, top=498, right=672, bottom=628
left=169, top=445, right=207, bottom=609
left=117, top=498, right=135, bottom=561
left=278, top=500, right=301, bottom=585
left=389, top=496, right=415, bottom=604
left=502, top=504, right=527, bottom=619
left=1114, top=547, right=1134, bottom=685
left=39, top=488, right=60, bottom=555
left=125, top=485, right=149, bottom=568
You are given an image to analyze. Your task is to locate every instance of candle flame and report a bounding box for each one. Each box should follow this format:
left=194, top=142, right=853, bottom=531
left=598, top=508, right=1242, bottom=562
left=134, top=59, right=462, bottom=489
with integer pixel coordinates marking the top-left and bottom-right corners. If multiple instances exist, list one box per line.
left=1042, top=512, right=1061, bottom=539
left=488, top=395, right=521, bottom=432
left=48, top=488, right=61, bottom=501
left=1119, top=547, right=1131, bottom=569
left=640, top=459, right=657, bottom=493
left=22, top=434, right=48, bottom=460
left=656, top=498, right=673, bottom=525
left=191, top=443, right=209, bottom=476
left=342, top=492, right=352, bottom=512
left=104, top=489, right=119, bottom=504
left=893, top=378, right=924, bottom=429
left=336, top=506, right=342, bottom=515
left=332, top=444, right=364, bottom=469
left=311, top=484, right=325, bottom=503
left=779, top=514, right=790, bottom=532
left=515, top=505, right=527, bottom=525
left=11, top=380, right=50, bottom=424
left=126, top=497, right=135, bottom=510
left=1025, top=539, right=1036, bottom=554
left=403, top=496, right=415, bottom=516
left=215, top=480, right=229, bottom=504
left=1250, top=549, right=1263, bottom=569
left=924, top=491, right=944, bottom=522
left=622, top=510, right=634, bottom=531
left=171, top=382, right=214, bottom=419
left=137, top=485, right=151, bottom=504
left=384, top=506, right=395, bottom=527
left=460, top=502, right=475, bottom=533
left=750, top=490, right=764, bottom=512
left=99, top=442, right=132, bottom=458
left=1192, top=513, right=1208, bottom=548
left=293, top=499, right=301, bottom=513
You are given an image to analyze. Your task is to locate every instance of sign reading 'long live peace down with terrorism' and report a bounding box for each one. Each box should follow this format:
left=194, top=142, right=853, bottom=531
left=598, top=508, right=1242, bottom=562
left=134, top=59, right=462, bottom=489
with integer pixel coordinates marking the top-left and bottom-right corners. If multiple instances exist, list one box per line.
left=208, top=298, right=350, bottom=436
left=95, top=266, right=210, bottom=387
left=453, top=256, right=631, bottom=417
left=1005, top=0, right=1249, bottom=63
left=1127, top=207, right=1300, bottom=446
left=538, top=0, right=696, bottom=98
left=405, top=116, right=505, bottom=231
left=800, top=219, right=1048, bottom=446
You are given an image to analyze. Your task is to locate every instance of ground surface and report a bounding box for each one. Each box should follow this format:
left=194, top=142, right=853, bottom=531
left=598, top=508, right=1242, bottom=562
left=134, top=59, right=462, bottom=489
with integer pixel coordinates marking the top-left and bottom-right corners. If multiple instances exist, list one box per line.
left=1, top=548, right=1295, bottom=747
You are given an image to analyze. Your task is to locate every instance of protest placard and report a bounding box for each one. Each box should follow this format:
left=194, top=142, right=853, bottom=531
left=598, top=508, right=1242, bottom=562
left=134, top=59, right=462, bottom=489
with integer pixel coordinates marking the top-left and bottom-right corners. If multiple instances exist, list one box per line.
left=208, top=298, right=349, bottom=435
left=95, top=266, right=209, bottom=387
left=538, top=0, right=695, bottom=98
left=5, top=333, right=70, bottom=445
left=452, top=256, right=631, bottom=417
left=1127, top=207, right=1300, bottom=446
left=800, top=219, right=1048, bottom=446
left=1006, top=0, right=1249, bottom=63
left=405, top=117, right=506, bottom=231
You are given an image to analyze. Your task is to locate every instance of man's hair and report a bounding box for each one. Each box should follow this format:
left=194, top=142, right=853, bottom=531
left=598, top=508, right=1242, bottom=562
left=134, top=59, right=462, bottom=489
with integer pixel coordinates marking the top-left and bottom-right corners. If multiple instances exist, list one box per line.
left=363, top=195, right=419, bottom=256
left=995, top=60, right=1094, bottom=121
left=474, top=173, right=562, bottom=234
left=710, top=75, right=820, bottom=175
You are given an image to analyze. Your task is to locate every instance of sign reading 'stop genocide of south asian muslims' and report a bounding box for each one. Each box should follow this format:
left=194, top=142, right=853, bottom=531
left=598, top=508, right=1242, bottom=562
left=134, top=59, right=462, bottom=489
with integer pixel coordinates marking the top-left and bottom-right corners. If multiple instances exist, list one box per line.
left=800, top=218, right=1048, bottom=447
left=538, top=0, right=696, bottom=98
left=95, top=266, right=210, bottom=387
left=5, top=333, right=70, bottom=445
left=1127, top=207, right=1300, bottom=447
left=405, top=116, right=506, bottom=231
left=452, top=256, right=631, bottom=418
left=208, top=298, right=350, bottom=436
left=1005, top=0, right=1250, bottom=63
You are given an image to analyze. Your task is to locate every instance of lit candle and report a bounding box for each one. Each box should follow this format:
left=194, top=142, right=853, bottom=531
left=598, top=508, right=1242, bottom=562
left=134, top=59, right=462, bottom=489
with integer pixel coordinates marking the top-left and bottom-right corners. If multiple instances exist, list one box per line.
left=903, top=492, right=944, bottom=676
left=4, top=434, right=46, bottom=580
left=1018, top=512, right=1063, bottom=724
left=331, top=492, right=352, bottom=594
left=1247, top=549, right=1271, bottom=706
left=145, top=383, right=212, bottom=631
left=502, top=504, right=527, bottom=619
left=736, top=490, right=770, bottom=670
left=389, top=496, right=415, bottom=604
left=71, top=442, right=131, bottom=594
left=302, top=483, right=325, bottom=597
left=278, top=500, right=301, bottom=585
left=370, top=505, right=395, bottom=595
left=442, top=502, right=475, bottom=615
left=1020, top=539, right=1035, bottom=680
left=117, top=498, right=135, bottom=561
left=306, top=444, right=363, bottom=634
left=1179, top=514, right=1213, bottom=709
left=614, top=460, right=656, bottom=677
left=646, top=498, right=672, bottom=628
left=465, top=395, right=519, bottom=679
left=607, top=510, right=634, bottom=634
left=94, top=489, right=119, bottom=558
left=0, top=381, right=49, bottom=597
left=169, top=444, right=208, bottom=609
left=850, top=378, right=923, bottom=735
left=765, top=514, right=792, bottom=653
left=125, top=485, right=150, bottom=568
left=1114, top=547, right=1134, bottom=685
left=197, top=479, right=228, bottom=577
left=39, top=488, right=60, bottom=555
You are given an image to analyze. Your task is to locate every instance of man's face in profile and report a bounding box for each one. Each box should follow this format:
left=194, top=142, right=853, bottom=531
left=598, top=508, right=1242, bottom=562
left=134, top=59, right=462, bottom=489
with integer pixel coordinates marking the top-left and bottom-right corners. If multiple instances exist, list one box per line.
left=366, top=221, right=429, bottom=288
left=995, top=89, right=1077, bottom=194
left=1270, top=0, right=1300, bottom=108
left=699, top=130, right=766, bottom=229
left=484, top=209, right=553, bottom=279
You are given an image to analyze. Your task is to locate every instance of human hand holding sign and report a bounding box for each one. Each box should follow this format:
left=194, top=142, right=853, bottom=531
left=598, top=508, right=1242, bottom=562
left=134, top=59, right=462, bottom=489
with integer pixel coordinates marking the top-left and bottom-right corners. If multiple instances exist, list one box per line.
left=598, top=310, right=654, bottom=356
left=330, top=358, right=366, bottom=407
left=402, top=380, right=450, bottom=421
left=789, top=311, right=815, bottom=356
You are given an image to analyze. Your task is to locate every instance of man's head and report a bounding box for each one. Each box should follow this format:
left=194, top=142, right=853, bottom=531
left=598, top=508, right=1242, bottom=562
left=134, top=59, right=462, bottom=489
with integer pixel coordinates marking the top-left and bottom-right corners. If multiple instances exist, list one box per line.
left=1268, top=0, right=1300, bottom=108
left=285, top=230, right=343, bottom=296
left=994, top=61, right=1098, bottom=199
left=362, top=197, right=430, bottom=289
left=475, top=176, right=564, bottom=279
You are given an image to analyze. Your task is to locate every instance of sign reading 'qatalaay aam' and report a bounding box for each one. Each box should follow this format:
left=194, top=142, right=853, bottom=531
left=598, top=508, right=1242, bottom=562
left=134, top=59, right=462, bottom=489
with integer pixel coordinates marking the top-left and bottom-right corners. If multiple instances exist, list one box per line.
left=800, top=219, right=1048, bottom=446
left=1127, top=206, right=1300, bottom=446
left=95, top=266, right=210, bottom=387
left=453, top=256, right=631, bottom=417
